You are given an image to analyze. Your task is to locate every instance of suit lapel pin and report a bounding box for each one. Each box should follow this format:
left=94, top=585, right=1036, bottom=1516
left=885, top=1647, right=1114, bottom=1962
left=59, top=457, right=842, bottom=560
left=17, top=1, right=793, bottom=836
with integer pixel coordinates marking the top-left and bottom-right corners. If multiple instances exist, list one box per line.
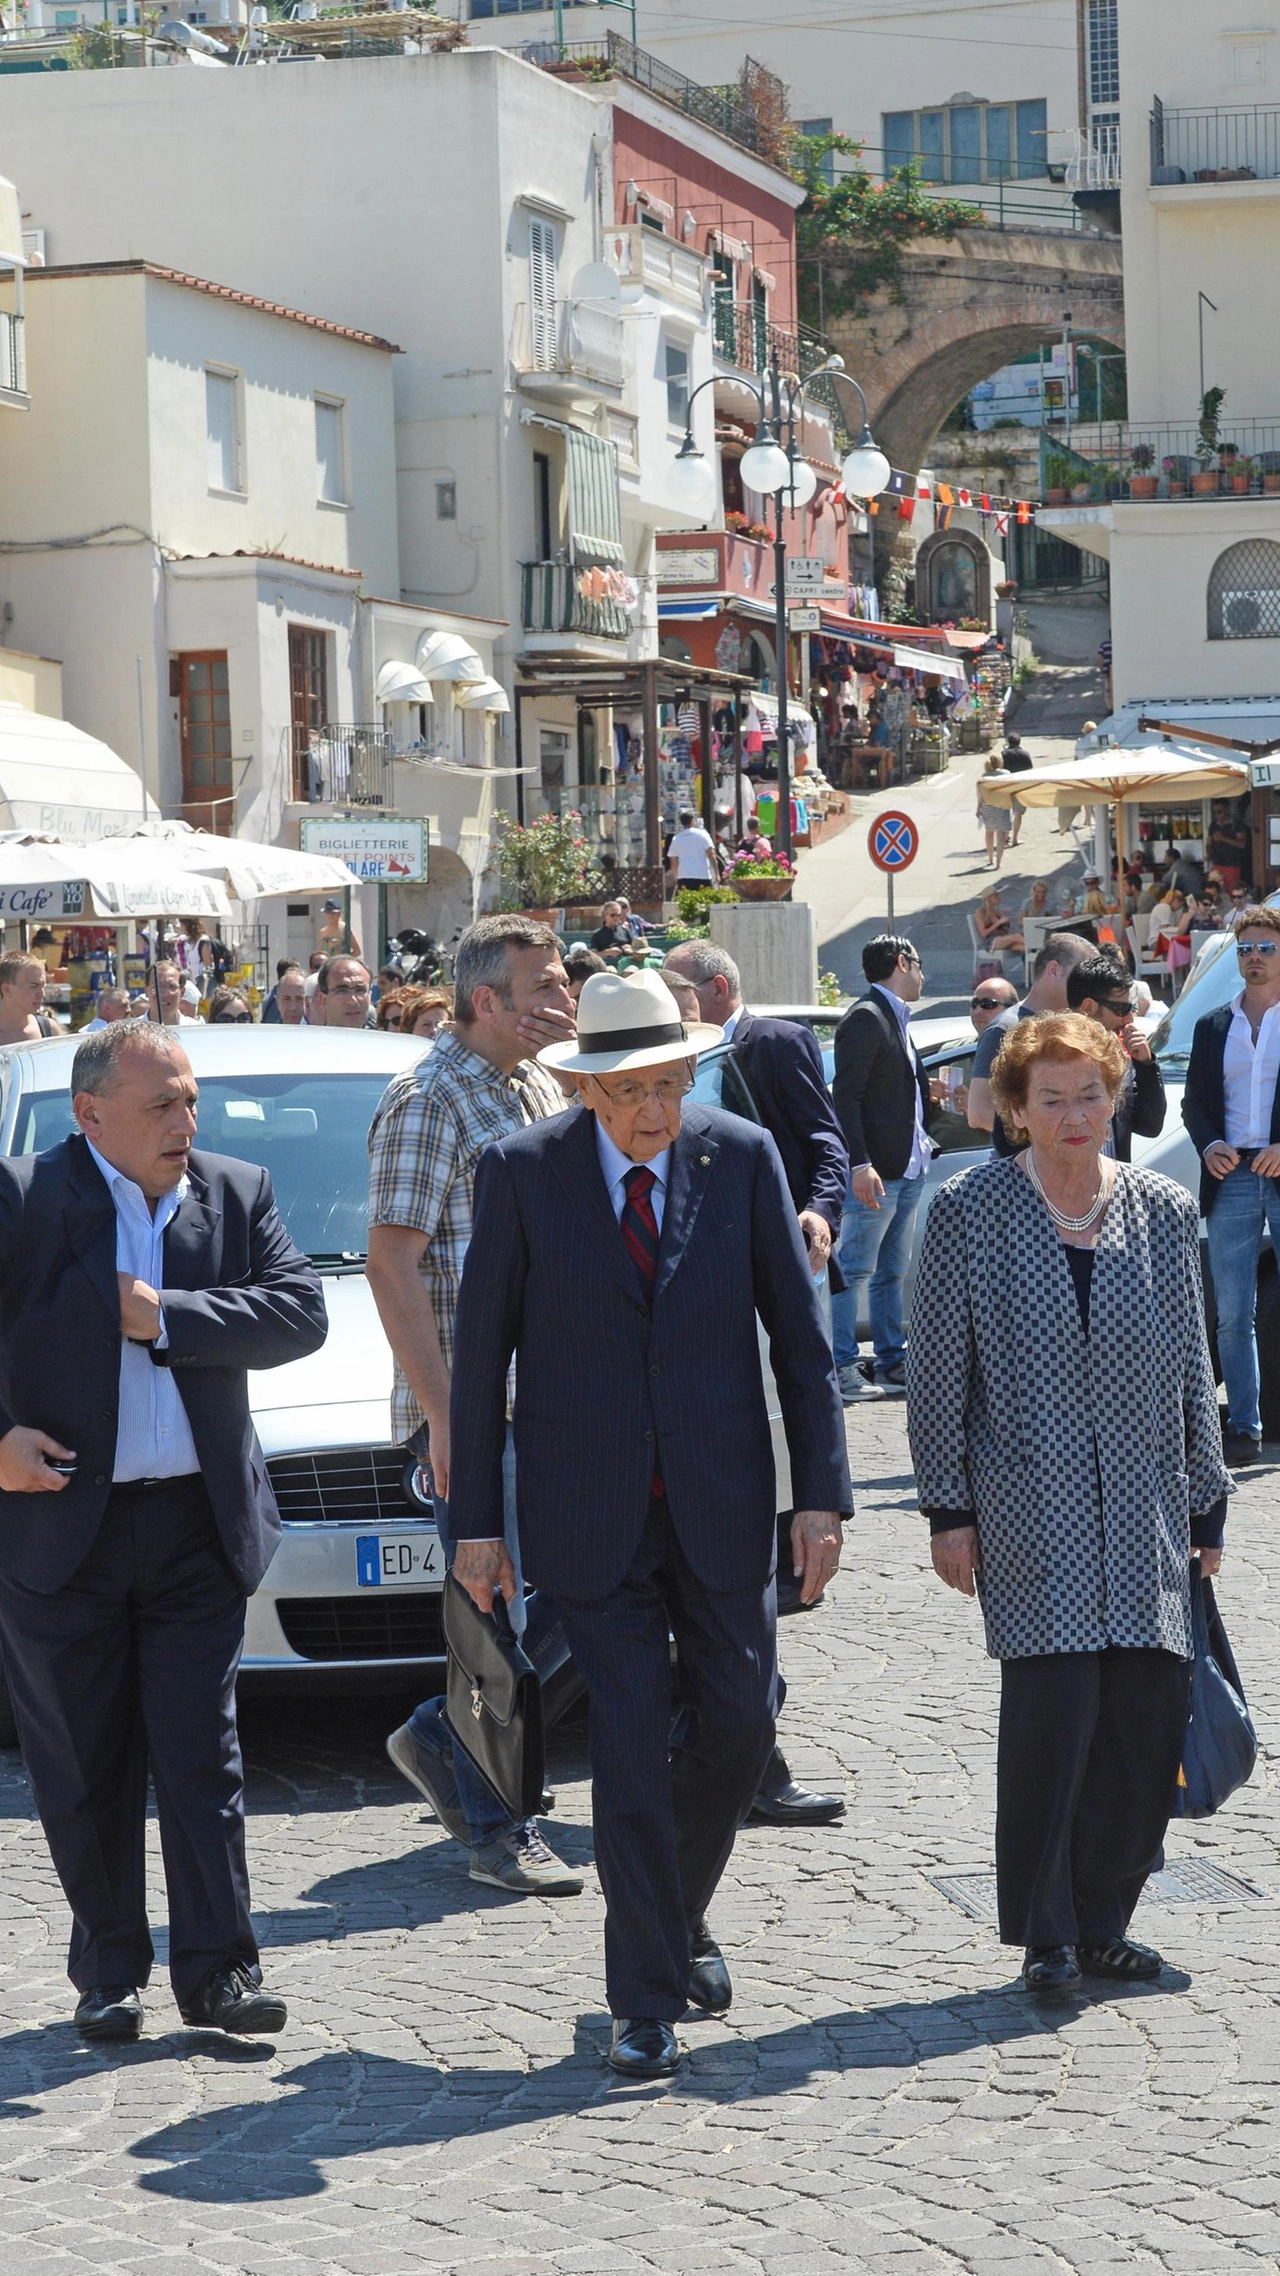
left=699, top=1154, right=711, bottom=1165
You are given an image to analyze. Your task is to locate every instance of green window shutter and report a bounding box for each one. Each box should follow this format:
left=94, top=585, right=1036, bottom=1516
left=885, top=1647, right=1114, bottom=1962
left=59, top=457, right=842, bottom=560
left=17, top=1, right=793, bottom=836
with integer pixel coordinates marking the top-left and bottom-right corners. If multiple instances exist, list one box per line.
left=566, top=426, right=625, bottom=568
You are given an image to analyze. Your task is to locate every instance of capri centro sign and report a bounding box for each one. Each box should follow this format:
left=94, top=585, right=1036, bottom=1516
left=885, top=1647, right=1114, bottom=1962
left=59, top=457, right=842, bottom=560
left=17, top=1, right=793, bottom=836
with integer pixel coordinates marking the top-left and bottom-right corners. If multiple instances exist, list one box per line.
left=300, top=818, right=427, bottom=882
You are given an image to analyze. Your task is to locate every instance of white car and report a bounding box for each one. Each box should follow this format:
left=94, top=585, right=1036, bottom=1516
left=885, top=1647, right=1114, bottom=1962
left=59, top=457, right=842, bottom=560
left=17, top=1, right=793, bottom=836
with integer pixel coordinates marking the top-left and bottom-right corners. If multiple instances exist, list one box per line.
left=0, top=1023, right=799, bottom=1726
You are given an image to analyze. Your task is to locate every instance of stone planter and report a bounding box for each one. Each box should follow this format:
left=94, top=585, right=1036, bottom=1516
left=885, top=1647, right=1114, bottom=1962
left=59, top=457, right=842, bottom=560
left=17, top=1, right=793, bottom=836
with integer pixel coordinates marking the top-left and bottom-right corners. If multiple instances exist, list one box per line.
left=1192, top=472, right=1219, bottom=495
left=1045, top=487, right=1067, bottom=505
left=1168, top=482, right=1187, bottom=496
left=1266, top=475, right=1280, bottom=494
left=1129, top=475, right=1158, bottom=499
left=1232, top=473, right=1252, bottom=493
left=734, top=876, right=793, bottom=902
left=521, top=907, right=564, bottom=928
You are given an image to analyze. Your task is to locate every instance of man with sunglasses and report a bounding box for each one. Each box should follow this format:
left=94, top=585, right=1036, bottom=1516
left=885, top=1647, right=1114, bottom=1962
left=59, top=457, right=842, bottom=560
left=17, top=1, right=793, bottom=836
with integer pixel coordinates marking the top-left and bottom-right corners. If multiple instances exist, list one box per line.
left=1065, top=955, right=1166, bottom=1161
left=1184, top=907, right=1280, bottom=1464
left=969, top=977, right=1018, bottom=1035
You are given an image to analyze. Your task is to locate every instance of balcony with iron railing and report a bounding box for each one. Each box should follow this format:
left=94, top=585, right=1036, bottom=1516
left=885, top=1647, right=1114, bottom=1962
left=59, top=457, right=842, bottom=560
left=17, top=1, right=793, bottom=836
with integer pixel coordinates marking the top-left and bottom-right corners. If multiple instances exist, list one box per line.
left=1151, top=97, right=1280, bottom=185
left=511, top=297, right=626, bottom=397
left=712, top=296, right=830, bottom=384
left=521, top=562, right=632, bottom=643
left=0, top=310, right=26, bottom=405
left=525, top=33, right=789, bottom=167
left=1041, top=419, right=1280, bottom=503
left=295, top=724, right=395, bottom=806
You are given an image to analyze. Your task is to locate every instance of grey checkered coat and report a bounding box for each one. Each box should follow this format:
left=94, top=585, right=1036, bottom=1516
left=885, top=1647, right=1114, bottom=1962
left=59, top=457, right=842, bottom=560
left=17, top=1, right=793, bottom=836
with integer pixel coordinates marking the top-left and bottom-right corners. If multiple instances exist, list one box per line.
left=906, top=1156, right=1231, bottom=1661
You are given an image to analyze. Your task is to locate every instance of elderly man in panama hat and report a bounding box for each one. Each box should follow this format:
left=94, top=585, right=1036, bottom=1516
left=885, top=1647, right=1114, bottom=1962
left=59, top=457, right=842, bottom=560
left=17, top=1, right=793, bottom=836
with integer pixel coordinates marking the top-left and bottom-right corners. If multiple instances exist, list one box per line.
left=448, top=969, right=852, bottom=2079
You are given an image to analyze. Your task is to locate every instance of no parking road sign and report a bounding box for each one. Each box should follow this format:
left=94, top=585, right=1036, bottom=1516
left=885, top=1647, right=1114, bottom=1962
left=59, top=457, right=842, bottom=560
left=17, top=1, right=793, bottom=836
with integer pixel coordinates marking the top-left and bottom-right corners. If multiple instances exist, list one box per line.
left=867, top=808, right=919, bottom=927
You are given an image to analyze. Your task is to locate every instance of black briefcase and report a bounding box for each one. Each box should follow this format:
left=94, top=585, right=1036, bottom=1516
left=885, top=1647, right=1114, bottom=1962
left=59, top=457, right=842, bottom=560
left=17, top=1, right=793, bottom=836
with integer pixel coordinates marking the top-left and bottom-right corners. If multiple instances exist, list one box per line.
left=442, top=1571, right=546, bottom=1822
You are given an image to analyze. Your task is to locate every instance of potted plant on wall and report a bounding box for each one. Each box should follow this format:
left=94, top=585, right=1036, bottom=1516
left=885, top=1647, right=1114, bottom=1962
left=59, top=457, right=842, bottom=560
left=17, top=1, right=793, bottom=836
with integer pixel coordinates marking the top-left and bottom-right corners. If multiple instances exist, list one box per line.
left=1044, top=451, right=1071, bottom=505
left=1194, top=386, right=1226, bottom=492
left=1162, top=454, right=1186, bottom=497
left=727, top=847, right=795, bottom=902
left=1230, top=455, right=1255, bottom=495
left=1129, top=443, right=1158, bottom=499
left=490, top=808, right=590, bottom=924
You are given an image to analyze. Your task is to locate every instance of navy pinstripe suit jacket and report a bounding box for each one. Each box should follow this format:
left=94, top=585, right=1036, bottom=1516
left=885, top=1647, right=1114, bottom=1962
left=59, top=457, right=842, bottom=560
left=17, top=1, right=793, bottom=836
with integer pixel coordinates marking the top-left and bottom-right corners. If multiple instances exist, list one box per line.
left=448, top=1100, right=852, bottom=1602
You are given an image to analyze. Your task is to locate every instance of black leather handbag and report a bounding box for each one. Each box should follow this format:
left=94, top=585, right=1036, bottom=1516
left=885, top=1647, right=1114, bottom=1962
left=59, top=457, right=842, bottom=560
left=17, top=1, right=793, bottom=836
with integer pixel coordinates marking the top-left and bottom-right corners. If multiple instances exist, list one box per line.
left=442, top=1572, right=546, bottom=1822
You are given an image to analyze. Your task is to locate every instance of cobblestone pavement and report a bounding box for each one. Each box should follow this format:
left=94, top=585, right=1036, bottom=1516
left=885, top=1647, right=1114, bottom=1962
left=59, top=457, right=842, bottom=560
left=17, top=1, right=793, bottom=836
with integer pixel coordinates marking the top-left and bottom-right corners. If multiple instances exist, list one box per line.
left=1, top=1405, right=1279, bottom=2273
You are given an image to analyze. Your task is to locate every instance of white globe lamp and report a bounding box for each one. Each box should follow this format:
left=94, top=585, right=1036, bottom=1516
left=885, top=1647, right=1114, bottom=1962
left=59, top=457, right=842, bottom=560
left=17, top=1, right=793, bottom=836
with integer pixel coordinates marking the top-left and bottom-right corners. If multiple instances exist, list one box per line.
left=739, top=427, right=792, bottom=495
left=785, top=455, right=819, bottom=508
left=840, top=428, right=891, bottom=499
left=667, top=441, right=717, bottom=522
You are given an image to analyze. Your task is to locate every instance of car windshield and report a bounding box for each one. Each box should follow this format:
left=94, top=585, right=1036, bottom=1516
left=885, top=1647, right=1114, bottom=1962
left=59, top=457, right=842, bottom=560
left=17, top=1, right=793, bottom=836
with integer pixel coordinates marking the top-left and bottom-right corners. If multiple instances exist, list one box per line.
left=1151, top=933, right=1242, bottom=1072
left=12, top=1071, right=395, bottom=1264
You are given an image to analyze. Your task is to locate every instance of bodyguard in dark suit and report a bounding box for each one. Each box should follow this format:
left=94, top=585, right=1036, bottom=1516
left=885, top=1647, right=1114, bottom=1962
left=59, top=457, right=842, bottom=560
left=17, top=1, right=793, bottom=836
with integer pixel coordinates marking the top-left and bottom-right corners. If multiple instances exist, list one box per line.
left=1065, top=954, right=1166, bottom=1163
left=0, top=1021, right=327, bottom=2041
left=830, top=935, right=934, bottom=1401
left=448, top=971, right=852, bottom=2079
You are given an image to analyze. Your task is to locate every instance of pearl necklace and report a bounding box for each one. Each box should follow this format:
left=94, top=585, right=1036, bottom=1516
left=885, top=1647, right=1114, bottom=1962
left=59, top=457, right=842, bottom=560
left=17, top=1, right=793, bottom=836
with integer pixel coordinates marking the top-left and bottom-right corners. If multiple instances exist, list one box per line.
left=1024, top=1150, right=1111, bottom=1233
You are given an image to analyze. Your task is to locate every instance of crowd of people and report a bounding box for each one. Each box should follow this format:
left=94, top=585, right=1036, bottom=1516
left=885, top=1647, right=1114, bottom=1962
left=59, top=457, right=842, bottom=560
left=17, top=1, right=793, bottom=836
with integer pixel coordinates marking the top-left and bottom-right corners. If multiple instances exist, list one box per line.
left=0, top=846, right=1266, bottom=2081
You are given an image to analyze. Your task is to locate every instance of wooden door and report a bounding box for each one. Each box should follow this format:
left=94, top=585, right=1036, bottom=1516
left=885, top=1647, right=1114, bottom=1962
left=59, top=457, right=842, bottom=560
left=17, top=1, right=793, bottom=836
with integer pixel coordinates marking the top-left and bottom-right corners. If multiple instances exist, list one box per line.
left=289, top=627, right=329, bottom=798
left=176, top=651, right=232, bottom=820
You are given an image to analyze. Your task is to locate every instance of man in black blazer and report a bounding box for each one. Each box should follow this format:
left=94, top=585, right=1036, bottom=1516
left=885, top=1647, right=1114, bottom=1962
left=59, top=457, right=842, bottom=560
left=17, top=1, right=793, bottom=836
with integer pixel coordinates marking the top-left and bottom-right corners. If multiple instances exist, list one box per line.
left=449, top=971, right=852, bottom=2080
left=1065, top=954, right=1166, bottom=1162
left=0, top=1021, right=327, bottom=2041
left=1182, top=909, right=1280, bottom=1464
left=831, top=935, right=934, bottom=1402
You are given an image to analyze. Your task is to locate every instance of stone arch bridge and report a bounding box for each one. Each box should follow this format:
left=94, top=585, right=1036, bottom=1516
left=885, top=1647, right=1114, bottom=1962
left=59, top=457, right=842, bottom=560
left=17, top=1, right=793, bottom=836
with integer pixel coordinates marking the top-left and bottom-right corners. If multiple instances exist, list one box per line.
left=821, top=226, right=1125, bottom=484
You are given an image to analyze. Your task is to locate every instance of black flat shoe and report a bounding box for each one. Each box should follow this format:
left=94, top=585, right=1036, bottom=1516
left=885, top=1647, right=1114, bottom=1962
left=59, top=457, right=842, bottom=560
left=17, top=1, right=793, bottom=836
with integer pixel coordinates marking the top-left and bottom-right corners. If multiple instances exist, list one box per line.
left=747, top=1778, right=846, bottom=1826
left=685, top=1917, right=731, bottom=2016
left=608, top=2017, right=680, bottom=2078
left=1022, top=1944, right=1081, bottom=1994
left=75, top=1986, right=143, bottom=2042
left=1078, top=1936, right=1163, bottom=1981
left=179, top=1960, right=287, bottom=2036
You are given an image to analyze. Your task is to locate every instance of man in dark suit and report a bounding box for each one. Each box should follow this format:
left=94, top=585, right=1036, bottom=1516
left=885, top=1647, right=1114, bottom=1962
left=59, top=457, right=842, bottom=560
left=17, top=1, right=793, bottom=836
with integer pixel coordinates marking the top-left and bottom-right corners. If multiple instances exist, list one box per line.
left=448, top=971, right=852, bottom=2080
left=831, top=935, right=934, bottom=1402
left=1183, top=908, right=1280, bottom=1465
left=661, top=938, right=849, bottom=1822
left=1066, top=955, right=1166, bottom=1162
left=0, top=1020, right=327, bottom=2041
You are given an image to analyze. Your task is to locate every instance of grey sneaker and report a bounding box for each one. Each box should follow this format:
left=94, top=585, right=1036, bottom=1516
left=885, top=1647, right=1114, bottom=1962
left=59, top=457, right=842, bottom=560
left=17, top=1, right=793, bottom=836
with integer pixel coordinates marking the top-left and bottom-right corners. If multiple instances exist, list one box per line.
left=386, top=1722, right=470, bottom=1845
left=874, top=1363, right=908, bottom=1399
left=469, top=1822, right=584, bottom=1895
left=838, top=1363, right=886, bottom=1404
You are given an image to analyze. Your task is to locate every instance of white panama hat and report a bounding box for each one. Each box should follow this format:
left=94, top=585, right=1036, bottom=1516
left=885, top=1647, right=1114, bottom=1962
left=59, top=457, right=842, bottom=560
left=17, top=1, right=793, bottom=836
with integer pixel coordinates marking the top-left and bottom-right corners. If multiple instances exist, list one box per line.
left=538, top=967, right=722, bottom=1075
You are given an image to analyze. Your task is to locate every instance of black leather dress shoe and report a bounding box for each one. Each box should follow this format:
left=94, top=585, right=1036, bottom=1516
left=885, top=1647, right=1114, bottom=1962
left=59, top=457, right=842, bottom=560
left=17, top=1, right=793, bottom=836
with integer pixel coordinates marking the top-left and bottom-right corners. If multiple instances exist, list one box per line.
left=179, top=1961, right=287, bottom=2036
left=747, top=1748, right=846, bottom=1825
left=1022, top=1944, right=1081, bottom=1994
left=75, top=1986, right=143, bottom=2042
left=685, top=1917, right=732, bottom=2016
left=1223, top=1430, right=1262, bottom=1467
left=608, top=2017, right=680, bottom=2078
left=775, top=1575, right=825, bottom=1617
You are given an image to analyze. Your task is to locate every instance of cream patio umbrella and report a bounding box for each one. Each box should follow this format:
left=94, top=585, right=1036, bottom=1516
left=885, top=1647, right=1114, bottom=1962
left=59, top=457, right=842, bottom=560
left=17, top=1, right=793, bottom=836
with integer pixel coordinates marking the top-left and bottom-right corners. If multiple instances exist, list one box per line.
left=979, top=745, right=1251, bottom=883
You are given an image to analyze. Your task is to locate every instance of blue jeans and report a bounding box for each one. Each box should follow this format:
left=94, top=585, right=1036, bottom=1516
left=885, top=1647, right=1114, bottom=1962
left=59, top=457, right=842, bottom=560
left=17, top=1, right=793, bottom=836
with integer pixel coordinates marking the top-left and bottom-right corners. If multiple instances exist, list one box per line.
left=1206, top=1163, right=1280, bottom=1438
left=408, top=1425, right=569, bottom=1844
left=830, top=1174, right=926, bottom=1374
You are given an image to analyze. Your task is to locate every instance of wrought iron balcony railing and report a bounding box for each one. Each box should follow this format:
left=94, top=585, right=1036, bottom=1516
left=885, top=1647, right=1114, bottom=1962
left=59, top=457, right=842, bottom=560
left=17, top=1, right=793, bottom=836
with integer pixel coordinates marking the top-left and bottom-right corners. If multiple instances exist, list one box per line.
left=1151, top=97, right=1280, bottom=184
left=296, top=724, right=394, bottom=806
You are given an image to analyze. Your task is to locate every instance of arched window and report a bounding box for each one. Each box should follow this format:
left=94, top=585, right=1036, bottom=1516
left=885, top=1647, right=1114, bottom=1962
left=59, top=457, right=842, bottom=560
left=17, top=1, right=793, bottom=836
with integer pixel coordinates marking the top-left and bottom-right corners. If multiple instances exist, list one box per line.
left=1208, top=539, right=1280, bottom=640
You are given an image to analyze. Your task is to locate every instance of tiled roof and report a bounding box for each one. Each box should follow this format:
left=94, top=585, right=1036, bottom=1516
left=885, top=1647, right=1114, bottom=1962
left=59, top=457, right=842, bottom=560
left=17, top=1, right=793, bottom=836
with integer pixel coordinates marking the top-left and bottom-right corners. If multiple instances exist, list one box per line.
left=171, top=551, right=364, bottom=579
left=29, top=261, right=400, bottom=352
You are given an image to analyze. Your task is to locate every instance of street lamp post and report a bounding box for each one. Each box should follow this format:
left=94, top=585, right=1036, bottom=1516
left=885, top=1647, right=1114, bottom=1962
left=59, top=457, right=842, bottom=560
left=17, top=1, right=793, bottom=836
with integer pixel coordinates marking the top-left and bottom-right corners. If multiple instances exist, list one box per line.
left=668, top=350, right=889, bottom=863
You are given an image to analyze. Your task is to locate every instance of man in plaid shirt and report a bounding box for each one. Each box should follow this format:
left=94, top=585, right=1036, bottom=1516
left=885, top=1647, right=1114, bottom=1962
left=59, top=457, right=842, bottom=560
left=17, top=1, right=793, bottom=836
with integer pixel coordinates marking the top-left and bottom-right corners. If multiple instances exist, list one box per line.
left=367, top=914, right=581, bottom=1893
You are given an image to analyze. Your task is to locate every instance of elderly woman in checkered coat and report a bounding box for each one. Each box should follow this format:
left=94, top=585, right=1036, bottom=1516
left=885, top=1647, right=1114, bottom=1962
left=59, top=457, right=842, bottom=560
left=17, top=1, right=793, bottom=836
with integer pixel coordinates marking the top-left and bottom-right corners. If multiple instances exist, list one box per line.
left=906, top=1013, right=1231, bottom=1997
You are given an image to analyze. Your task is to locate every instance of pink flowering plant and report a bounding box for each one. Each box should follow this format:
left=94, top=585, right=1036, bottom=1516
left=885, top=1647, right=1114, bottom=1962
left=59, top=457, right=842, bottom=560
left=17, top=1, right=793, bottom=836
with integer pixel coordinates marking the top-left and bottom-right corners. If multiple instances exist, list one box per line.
left=491, top=808, right=590, bottom=910
left=728, top=846, right=795, bottom=881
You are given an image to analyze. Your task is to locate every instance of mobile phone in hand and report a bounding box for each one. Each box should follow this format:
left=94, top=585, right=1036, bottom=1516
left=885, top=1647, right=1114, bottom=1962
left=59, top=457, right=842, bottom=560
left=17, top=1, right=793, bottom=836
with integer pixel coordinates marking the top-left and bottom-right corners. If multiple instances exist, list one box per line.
left=45, top=1458, right=77, bottom=1477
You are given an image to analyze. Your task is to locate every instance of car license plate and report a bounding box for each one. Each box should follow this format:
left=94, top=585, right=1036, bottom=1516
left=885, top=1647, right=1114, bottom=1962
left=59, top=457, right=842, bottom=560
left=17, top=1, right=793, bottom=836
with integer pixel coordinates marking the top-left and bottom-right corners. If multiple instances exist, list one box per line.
left=355, top=1533, right=445, bottom=1588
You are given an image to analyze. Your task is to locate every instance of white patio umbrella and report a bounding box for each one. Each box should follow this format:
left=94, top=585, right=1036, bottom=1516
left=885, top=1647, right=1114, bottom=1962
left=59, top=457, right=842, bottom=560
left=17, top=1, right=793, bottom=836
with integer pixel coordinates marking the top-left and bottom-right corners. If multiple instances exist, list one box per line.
left=0, top=836, right=233, bottom=923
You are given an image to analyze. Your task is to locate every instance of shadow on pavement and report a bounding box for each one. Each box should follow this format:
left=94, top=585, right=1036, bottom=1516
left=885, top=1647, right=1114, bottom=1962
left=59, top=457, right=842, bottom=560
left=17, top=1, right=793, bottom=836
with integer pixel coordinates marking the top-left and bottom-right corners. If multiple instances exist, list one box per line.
left=122, top=1986, right=1110, bottom=2202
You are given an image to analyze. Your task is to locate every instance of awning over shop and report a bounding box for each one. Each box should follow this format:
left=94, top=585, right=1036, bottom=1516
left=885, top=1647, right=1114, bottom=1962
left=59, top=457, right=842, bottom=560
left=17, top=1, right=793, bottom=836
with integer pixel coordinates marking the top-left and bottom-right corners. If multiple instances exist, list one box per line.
left=0, top=707, right=148, bottom=840
left=892, top=644, right=966, bottom=683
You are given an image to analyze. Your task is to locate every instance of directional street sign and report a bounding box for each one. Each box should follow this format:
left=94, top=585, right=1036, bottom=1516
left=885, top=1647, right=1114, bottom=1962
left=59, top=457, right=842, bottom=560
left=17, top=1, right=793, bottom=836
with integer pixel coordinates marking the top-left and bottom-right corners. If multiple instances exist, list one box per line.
left=784, top=556, right=825, bottom=593
left=867, top=810, right=919, bottom=873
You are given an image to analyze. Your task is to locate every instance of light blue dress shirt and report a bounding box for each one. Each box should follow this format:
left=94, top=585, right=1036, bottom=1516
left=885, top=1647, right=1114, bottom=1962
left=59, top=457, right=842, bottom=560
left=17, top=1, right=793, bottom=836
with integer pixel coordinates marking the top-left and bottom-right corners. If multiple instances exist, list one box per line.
left=871, top=982, right=931, bottom=1180
left=86, top=1141, right=201, bottom=1482
left=595, top=1121, right=670, bottom=1234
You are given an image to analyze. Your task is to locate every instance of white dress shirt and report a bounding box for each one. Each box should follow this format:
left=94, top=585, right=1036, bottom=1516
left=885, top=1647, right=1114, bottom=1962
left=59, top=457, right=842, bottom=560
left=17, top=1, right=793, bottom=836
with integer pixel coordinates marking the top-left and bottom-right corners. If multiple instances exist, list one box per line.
left=721, top=1006, right=743, bottom=1046
left=871, top=982, right=931, bottom=1180
left=1222, top=991, right=1280, bottom=1148
left=86, top=1141, right=200, bottom=1482
left=595, top=1120, right=670, bottom=1233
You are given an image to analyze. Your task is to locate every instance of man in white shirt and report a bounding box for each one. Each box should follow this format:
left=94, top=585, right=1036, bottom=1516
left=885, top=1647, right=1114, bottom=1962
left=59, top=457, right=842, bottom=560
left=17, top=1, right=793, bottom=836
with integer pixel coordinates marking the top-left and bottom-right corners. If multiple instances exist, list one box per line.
left=82, top=987, right=133, bottom=1034
left=1183, top=907, right=1280, bottom=1463
left=666, top=807, right=719, bottom=889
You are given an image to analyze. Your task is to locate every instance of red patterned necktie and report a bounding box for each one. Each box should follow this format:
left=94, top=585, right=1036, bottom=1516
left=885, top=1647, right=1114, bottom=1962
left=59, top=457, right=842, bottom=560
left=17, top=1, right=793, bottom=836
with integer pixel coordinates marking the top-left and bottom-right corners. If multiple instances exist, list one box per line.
left=621, top=1165, right=659, bottom=1303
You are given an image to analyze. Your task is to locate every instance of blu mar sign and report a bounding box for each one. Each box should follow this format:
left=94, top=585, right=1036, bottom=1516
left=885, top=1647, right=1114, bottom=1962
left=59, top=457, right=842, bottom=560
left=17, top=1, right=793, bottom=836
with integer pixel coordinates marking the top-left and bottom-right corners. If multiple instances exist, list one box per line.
left=867, top=808, right=918, bottom=931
